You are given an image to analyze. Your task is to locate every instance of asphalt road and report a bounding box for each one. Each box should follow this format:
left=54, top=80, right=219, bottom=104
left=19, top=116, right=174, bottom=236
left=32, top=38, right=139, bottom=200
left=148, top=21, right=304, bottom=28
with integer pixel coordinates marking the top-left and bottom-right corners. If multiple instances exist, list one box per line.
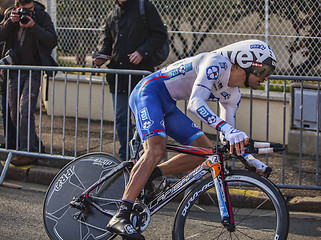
left=0, top=180, right=320, bottom=240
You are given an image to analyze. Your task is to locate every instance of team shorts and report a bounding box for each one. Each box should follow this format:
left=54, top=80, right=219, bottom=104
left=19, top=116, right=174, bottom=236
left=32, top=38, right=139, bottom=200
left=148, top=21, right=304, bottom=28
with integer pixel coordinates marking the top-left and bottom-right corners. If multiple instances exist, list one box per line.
left=129, top=71, right=204, bottom=144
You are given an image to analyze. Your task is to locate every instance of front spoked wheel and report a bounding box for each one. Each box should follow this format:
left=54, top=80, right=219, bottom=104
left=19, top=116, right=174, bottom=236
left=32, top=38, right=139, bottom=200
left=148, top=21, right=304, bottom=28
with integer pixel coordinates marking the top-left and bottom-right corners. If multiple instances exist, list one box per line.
left=173, top=170, right=289, bottom=240
left=43, top=153, right=129, bottom=240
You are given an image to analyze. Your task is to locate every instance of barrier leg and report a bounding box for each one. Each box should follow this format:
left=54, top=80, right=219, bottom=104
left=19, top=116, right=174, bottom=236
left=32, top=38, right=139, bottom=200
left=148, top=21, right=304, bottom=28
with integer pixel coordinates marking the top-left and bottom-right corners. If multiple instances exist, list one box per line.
left=0, top=151, right=13, bottom=185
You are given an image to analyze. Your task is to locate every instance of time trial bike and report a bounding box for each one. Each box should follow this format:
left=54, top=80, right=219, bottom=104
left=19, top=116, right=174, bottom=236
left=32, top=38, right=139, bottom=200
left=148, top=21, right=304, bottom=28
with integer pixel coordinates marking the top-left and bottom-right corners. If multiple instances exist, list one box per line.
left=43, top=131, right=289, bottom=239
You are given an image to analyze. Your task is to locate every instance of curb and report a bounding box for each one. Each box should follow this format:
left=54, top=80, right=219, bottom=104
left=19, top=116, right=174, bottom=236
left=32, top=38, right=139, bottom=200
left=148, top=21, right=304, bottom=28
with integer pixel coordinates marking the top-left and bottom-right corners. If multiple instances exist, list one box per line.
left=2, top=165, right=321, bottom=213
left=2, top=165, right=59, bottom=186
left=287, top=196, right=321, bottom=212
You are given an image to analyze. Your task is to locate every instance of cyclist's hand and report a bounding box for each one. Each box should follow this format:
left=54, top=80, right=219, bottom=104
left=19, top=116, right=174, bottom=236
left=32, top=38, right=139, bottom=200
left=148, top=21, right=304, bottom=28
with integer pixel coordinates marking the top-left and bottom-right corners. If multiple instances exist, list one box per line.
left=223, top=128, right=249, bottom=155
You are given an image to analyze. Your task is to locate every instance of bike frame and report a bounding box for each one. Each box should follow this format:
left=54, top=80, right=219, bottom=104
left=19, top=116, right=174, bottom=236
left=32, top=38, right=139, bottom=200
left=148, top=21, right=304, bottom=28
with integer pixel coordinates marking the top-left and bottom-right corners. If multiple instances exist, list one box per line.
left=76, top=144, right=235, bottom=230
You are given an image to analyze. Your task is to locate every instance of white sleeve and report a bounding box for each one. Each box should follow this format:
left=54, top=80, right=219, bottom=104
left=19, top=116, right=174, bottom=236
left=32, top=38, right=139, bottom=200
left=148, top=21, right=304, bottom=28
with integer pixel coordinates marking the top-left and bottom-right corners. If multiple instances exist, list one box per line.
left=219, top=90, right=241, bottom=143
left=187, top=64, right=231, bottom=132
left=187, top=65, right=248, bottom=145
left=219, top=89, right=241, bottom=128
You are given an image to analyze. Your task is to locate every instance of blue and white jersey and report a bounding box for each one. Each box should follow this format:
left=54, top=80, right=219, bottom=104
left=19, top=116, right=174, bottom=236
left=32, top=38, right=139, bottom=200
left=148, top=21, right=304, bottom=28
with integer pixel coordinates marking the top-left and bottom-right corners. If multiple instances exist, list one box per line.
left=160, top=52, right=241, bottom=129
left=129, top=52, right=241, bottom=143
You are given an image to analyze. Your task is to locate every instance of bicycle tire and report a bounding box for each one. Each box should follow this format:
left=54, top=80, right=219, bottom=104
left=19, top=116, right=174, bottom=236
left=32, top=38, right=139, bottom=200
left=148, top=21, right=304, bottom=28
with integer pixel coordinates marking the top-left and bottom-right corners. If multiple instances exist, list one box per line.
left=173, top=170, right=289, bottom=240
left=43, top=153, right=129, bottom=240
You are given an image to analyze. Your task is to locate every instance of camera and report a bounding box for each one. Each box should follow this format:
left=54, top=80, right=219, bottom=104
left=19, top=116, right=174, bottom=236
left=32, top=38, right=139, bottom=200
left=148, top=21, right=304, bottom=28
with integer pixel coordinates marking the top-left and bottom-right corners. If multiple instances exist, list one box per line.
left=0, top=49, right=18, bottom=65
left=17, top=8, right=31, bottom=24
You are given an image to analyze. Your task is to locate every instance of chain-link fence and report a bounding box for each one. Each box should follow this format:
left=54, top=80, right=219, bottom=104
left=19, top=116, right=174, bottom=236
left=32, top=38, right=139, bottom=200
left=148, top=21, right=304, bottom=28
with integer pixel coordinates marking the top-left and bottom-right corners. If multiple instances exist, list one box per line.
left=39, top=0, right=321, bottom=77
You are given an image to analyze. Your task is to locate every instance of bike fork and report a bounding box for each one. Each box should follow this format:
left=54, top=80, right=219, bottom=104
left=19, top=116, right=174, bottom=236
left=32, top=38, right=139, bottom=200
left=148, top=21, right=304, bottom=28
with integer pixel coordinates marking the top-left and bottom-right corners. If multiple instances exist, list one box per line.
left=209, top=155, right=235, bottom=232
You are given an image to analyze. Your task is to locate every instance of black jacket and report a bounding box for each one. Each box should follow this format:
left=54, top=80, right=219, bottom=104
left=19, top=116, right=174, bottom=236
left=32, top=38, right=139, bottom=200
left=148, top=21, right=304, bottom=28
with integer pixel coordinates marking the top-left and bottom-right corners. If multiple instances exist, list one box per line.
left=0, top=2, right=57, bottom=71
left=99, top=0, right=167, bottom=93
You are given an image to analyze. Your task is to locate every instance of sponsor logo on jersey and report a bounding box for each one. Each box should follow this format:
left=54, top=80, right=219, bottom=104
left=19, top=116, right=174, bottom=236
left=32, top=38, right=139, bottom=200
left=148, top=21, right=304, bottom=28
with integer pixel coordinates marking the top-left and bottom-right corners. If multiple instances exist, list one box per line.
left=206, top=65, right=219, bottom=80
left=208, top=93, right=220, bottom=101
left=160, top=120, right=165, bottom=129
left=219, top=62, right=228, bottom=70
left=197, top=106, right=209, bottom=118
left=207, top=115, right=217, bottom=124
left=220, top=91, right=231, bottom=100
left=192, top=122, right=199, bottom=128
left=139, top=107, right=154, bottom=130
left=196, top=106, right=217, bottom=124
left=213, top=80, right=223, bottom=91
left=166, top=62, right=193, bottom=79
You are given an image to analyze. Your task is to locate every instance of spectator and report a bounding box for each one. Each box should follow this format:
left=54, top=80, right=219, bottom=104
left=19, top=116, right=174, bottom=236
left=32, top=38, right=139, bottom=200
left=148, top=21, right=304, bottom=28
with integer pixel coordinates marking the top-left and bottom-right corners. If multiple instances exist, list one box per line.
left=93, top=0, right=168, bottom=161
left=0, top=0, right=57, bottom=165
left=0, top=6, right=17, bottom=150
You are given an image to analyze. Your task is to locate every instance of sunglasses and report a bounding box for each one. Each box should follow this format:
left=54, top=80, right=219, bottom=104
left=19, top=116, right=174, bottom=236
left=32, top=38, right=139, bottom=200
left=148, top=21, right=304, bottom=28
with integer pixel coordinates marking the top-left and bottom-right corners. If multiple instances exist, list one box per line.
left=251, top=62, right=275, bottom=79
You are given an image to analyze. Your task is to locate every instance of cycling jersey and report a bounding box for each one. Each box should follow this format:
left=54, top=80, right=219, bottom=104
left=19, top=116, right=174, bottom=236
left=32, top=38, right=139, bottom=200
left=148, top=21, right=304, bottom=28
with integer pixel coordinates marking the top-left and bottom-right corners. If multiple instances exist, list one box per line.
left=129, top=52, right=241, bottom=144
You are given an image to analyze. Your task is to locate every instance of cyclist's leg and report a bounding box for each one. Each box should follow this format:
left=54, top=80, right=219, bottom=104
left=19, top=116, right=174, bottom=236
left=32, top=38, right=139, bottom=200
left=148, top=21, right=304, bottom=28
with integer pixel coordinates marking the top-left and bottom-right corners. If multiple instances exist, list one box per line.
left=126, top=73, right=173, bottom=200
left=107, top=136, right=166, bottom=239
left=157, top=108, right=213, bottom=175
left=107, top=73, right=170, bottom=239
left=123, top=136, right=166, bottom=201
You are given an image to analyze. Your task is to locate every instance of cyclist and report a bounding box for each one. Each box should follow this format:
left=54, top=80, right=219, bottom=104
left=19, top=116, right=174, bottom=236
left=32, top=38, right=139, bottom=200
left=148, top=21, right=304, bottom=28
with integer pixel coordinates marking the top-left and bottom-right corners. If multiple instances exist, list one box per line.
left=107, top=39, right=277, bottom=239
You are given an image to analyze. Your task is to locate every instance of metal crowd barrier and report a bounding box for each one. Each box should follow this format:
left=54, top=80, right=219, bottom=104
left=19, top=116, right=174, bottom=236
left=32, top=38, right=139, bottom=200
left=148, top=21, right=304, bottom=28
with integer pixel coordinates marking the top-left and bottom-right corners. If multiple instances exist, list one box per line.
left=0, top=65, right=151, bottom=184
left=0, top=65, right=320, bottom=191
left=265, top=75, right=321, bottom=190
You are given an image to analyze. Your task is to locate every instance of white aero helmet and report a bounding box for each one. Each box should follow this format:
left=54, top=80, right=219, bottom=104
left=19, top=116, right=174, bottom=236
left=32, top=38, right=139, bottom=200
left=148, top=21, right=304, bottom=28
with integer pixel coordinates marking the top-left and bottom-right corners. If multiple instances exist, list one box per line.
left=213, top=39, right=277, bottom=86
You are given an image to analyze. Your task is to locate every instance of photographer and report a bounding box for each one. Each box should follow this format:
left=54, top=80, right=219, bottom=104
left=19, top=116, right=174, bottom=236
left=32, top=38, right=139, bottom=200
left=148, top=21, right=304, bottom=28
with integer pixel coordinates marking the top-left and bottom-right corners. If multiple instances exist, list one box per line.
left=0, top=6, right=16, bottom=150
left=0, top=0, right=57, bottom=165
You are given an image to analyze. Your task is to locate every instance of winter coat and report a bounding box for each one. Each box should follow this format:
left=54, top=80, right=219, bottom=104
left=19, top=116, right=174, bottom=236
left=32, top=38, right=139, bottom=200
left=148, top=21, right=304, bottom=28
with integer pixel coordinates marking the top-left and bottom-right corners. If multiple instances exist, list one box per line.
left=99, top=0, right=167, bottom=93
left=0, top=1, right=57, bottom=75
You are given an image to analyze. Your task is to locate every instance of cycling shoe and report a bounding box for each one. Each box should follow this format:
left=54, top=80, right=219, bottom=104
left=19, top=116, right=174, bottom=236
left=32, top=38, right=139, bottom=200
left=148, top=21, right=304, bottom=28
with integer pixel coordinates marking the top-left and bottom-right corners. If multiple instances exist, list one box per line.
left=107, top=214, right=145, bottom=240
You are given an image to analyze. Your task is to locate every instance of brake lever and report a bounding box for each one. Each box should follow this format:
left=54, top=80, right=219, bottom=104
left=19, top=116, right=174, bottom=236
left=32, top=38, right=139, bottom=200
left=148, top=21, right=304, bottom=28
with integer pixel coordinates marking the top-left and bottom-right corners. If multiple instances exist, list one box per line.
left=222, top=138, right=256, bottom=155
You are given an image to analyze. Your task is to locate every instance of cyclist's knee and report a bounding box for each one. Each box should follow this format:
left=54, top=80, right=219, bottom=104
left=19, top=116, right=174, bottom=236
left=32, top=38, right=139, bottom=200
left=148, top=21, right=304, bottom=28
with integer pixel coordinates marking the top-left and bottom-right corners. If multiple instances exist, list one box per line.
left=143, top=136, right=166, bottom=163
left=145, top=144, right=166, bottom=161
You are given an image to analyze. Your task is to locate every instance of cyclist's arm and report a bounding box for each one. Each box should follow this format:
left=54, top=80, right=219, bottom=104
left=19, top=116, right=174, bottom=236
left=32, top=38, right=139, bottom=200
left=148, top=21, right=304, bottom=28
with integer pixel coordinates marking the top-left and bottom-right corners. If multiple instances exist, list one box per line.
left=219, top=90, right=241, bottom=128
left=187, top=69, right=233, bottom=135
left=218, top=89, right=241, bottom=144
left=188, top=71, right=248, bottom=154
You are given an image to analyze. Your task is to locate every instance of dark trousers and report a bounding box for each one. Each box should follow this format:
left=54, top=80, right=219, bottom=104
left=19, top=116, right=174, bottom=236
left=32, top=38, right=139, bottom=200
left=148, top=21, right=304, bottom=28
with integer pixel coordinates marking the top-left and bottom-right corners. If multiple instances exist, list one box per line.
left=0, top=80, right=17, bottom=148
left=112, top=92, right=133, bottom=161
left=8, top=71, right=41, bottom=151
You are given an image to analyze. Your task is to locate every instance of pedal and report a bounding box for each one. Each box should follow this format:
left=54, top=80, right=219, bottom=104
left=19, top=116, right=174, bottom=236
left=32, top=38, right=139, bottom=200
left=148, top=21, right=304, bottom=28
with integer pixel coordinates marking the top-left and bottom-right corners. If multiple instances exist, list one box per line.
left=130, top=202, right=151, bottom=233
